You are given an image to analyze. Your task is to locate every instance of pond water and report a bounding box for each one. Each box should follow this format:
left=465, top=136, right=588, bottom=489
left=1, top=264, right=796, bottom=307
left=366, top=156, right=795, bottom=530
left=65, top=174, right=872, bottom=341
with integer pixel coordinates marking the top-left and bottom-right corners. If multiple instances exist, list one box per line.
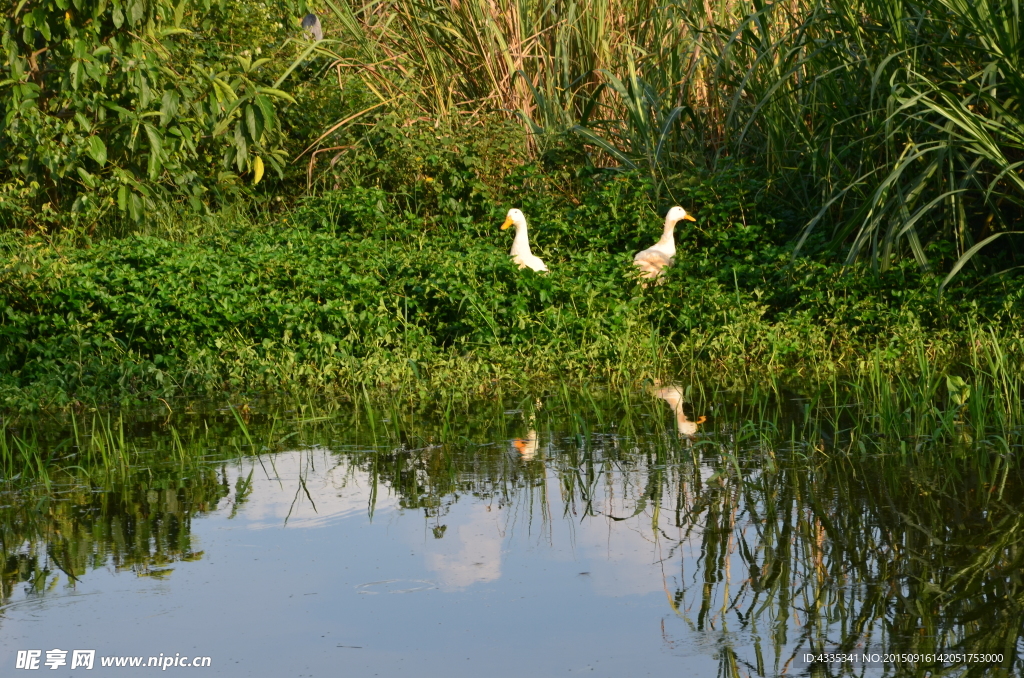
left=1, top=388, right=1021, bottom=676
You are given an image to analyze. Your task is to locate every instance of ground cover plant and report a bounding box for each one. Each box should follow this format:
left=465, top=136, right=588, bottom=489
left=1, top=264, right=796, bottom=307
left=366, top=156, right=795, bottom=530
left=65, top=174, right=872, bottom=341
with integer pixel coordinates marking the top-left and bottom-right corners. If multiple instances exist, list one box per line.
left=0, top=0, right=1022, bottom=419
left=2, top=137, right=1023, bottom=425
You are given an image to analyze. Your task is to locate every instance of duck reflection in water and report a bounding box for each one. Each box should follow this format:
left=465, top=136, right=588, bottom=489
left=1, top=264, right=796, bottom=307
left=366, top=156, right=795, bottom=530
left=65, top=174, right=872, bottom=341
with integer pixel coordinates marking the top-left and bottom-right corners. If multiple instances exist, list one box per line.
left=512, top=429, right=539, bottom=460
left=511, top=401, right=542, bottom=461
left=650, top=382, right=706, bottom=438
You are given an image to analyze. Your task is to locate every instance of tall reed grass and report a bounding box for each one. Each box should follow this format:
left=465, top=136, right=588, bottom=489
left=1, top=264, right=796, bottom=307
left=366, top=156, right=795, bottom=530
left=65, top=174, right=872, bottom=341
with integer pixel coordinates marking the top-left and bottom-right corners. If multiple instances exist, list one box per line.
left=309, top=0, right=1024, bottom=280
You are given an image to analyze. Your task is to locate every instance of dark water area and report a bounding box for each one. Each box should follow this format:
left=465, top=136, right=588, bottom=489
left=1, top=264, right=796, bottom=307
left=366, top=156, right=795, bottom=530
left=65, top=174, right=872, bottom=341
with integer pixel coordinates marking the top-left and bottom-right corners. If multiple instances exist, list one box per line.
left=1, top=388, right=1021, bottom=677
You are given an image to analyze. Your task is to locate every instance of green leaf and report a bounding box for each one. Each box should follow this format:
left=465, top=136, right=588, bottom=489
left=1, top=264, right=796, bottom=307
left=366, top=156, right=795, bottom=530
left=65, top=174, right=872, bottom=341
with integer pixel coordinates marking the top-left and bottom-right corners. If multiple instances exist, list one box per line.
left=570, top=125, right=638, bottom=171
left=144, top=124, right=163, bottom=180
left=76, top=167, right=97, bottom=188
left=159, top=90, right=180, bottom=127
left=143, top=124, right=163, bottom=158
left=69, top=61, right=82, bottom=90
left=88, top=136, right=107, bottom=165
left=233, top=122, right=248, bottom=170
left=939, top=232, right=1024, bottom=294
left=254, top=87, right=297, bottom=105
left=211, top=78, right=238, bottom=103
left=128, top=0, right=144, bottom=25
left=36, top=16, right=51, bottom=41
left=245, top=104, right=263, bottom=143
left=75, top=112, right=93, bottom=133
left=173, top=0, right=188, bottom=27
left=128, top=191, right=143, bottom=221
left=254, top=94, right=275, bottom=133
left=158, top=28, right=191, bottom=38
left=252, top=156, right=264, bottom=185
left=139, top=74, right=151, bottom=107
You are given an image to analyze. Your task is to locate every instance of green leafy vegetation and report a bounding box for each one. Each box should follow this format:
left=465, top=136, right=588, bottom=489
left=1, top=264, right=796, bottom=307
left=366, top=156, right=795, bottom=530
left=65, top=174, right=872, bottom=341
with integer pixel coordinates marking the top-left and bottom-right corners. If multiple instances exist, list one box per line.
left=3, top=2, right=1023, bottom=670
left=0, top=0, right=309, bottom=229
left=2, top=145, right=1023, bottom=415
left=323, top=0, right=1024, bottom=278
left=0, top=0, right=1022, bottom=414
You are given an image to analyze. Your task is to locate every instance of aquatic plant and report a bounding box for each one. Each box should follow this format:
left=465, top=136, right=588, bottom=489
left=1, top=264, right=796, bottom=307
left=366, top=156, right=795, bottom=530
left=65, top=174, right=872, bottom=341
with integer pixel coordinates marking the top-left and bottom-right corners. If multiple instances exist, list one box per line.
left=2, top=390, right=1021, bottom=674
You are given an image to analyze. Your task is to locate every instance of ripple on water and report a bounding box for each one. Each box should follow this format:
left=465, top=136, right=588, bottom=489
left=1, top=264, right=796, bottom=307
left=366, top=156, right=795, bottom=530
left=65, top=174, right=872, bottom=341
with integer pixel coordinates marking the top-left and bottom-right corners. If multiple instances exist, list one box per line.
left=354, top=579, right=436, bottom=594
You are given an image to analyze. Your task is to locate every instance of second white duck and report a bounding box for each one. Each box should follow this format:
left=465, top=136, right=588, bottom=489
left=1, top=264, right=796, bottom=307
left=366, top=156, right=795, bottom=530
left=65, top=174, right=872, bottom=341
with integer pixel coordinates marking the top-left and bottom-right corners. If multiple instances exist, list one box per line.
left=500, top=208, right=548, bottom=272
left=650, top=381, right=706, bottom=439
left=633, top=206, right=695, bottom=281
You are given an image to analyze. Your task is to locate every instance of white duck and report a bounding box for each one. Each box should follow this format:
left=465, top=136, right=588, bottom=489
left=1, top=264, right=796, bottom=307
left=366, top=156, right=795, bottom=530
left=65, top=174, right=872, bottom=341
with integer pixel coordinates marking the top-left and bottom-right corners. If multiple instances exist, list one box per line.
left=650, top=382, right=706, bottom=438
left=633, top=206, right=695, bottom=281
left=500, top=208, right=548, bottom=272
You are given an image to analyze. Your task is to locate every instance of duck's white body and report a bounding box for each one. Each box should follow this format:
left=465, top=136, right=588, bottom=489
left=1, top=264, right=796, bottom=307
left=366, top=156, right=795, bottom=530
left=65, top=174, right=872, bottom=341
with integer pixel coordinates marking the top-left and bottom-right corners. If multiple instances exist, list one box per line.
left=634, top=206, right=695, bottom=280
left=501, top=209, right=548, bottom=272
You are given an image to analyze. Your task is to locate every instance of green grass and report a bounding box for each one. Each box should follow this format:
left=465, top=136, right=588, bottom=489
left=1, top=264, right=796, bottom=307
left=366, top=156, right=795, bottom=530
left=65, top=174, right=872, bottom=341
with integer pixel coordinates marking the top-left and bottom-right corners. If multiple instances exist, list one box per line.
left=2, top=163, right=1022, bottom=414
left=3, top=155, right=1024, bottom=416
left=3, top=0, right=1022, bottom=422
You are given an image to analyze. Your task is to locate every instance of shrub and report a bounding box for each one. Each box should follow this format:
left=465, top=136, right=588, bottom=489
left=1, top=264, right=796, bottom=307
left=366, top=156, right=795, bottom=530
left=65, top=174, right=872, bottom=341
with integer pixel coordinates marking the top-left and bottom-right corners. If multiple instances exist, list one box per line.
left=0, top=0, right=302, bottom=230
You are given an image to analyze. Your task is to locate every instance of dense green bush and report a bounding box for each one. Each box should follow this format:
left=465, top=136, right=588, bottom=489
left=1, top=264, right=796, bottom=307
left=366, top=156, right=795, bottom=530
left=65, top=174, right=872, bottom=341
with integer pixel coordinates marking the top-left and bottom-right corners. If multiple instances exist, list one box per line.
left=0, top=0, right=308, bottom=229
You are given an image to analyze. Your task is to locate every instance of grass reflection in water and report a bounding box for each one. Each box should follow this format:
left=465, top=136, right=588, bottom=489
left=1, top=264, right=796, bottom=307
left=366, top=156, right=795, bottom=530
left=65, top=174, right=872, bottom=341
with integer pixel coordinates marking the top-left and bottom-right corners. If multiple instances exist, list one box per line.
left=1, top=387, right=1021, bottom=677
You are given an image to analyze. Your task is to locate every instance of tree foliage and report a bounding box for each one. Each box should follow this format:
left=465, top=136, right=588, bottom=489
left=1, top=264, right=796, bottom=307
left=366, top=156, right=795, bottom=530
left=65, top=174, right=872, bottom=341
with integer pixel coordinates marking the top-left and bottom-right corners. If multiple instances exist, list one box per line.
left=0, top=0, right=299, bottom=228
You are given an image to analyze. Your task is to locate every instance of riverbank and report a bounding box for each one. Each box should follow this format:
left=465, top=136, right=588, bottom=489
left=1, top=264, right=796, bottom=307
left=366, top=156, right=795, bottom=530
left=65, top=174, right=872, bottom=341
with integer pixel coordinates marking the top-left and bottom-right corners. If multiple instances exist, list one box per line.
left=3, top=169, right=1022, bottom=417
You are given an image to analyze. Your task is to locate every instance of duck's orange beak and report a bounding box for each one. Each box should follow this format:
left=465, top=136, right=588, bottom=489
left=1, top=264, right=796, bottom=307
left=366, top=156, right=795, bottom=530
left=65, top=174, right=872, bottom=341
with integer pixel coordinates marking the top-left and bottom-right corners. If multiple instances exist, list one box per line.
left=683, top=214, right=696, bottom=221
left=500, top=216, right=514, bottom=230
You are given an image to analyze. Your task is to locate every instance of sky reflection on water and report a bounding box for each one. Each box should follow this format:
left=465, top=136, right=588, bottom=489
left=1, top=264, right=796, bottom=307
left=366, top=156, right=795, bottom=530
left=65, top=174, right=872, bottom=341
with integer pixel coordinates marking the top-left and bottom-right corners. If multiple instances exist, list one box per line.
left=0, top=445, right=725, bottom=677
left=1, top=392, right=1021, bottom=677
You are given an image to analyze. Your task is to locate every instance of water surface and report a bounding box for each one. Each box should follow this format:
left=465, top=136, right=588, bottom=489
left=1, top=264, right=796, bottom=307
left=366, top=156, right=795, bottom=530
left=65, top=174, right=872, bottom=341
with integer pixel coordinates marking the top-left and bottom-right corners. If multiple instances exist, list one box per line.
left=1, top=390, right=1021, bottom=676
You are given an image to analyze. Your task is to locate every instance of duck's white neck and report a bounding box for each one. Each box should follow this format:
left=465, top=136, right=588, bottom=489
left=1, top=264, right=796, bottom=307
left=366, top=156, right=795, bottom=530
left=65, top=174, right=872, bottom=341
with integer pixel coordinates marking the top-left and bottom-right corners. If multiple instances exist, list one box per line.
left=511, top=222, right=532, bottom=257
left=653, top=216, right=679, bottom=256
